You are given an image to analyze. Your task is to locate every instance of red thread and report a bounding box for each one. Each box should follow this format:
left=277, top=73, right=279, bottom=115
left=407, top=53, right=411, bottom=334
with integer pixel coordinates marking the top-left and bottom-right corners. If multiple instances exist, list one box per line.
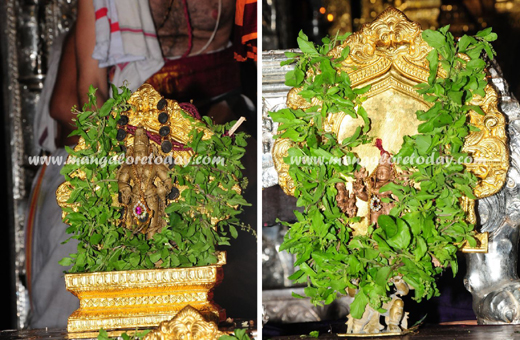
left=179, top=102, right=201, bottom=120
left=125, top=125, right=192, bottom=151
left=120, top=27, right=157, bottom=37
left=375, top=138, right=388, bottom=155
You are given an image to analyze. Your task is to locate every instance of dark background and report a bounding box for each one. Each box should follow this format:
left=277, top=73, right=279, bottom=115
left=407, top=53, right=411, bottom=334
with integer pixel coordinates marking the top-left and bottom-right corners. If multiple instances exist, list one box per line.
left=263, top=0, right=520, bottom=99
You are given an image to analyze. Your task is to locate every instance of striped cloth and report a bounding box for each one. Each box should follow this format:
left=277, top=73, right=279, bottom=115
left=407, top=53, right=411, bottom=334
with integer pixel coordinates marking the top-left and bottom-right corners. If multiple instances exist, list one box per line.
left=234, top=0, right=257, bottom=61
left=92, top=0, right=164, bottom=91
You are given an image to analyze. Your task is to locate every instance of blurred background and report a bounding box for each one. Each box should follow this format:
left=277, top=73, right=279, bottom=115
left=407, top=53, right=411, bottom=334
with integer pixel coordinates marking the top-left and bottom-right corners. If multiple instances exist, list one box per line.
left=263, top=0, right=520, bottom=96
left=261, top=0, right=520, bottom=337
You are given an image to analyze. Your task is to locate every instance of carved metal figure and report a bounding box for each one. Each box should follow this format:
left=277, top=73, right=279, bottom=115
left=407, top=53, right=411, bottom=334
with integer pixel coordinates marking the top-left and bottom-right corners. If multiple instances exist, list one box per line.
left=346, top=277, right=409, bottom=333
left=143, top=305, right=224, bottom=340
left=465, top=63, right=520, bottom=325
left=352, top=146, right=397, bottom=226
left=336, top=182, right=358, bottom=218
left=117, top=127, right=173, bottom=239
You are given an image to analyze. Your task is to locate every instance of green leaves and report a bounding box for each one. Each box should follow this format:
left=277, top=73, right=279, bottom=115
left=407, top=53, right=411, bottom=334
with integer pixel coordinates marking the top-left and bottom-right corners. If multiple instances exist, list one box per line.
left=350, top=289, right=369, bottom=319
left=219, top=329, right=252, bottom=340
left=285, top=68, right=305, bottom=87
left=423, top=30, right=446, bottom=50
left=307, top=331, right=320, bottom=338
left=426, top=49, right=439, bottom=85
left=272, top=25, right=494, bottom=322
left=297, top=31, right=319, bottom=57
left=476, top=27, right=498, bottom=42
left=60, top=86, right=251, bottom=273
left=377, top=215, right=411, bottom=250
left=320, top=59, right=336, bottom=85
left=97, top=329, right=109, bottom=340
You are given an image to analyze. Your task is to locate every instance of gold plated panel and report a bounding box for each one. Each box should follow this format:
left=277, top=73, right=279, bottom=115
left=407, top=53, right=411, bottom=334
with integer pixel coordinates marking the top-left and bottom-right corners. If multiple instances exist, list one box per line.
left=272, top=7, right=508, bottom=252
left=65, top=252, right=226, bottom=333
left=460, top=232, right=489, bottom=253
left=336, top=89, right=428, bottom=174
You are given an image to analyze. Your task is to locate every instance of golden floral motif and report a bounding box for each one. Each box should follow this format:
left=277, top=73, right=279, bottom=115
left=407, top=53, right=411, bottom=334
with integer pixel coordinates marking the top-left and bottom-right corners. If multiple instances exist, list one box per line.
left=272, top=7, right=507, bottom=251
left=80, top=292, right=207, bottom=308
left=272, top=138, right=297, bottom=196
left=328, top=7, right=435, bottom=83
left=143, top=305, right=225, bottom=340
left=462, top=85, right=509, bottom=198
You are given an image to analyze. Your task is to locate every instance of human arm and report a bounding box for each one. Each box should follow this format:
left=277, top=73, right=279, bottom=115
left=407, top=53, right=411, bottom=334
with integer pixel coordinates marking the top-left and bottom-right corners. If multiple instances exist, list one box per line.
left=49, top=25, right=79, bottom=147
left=75, top=0, right=108, bottom=107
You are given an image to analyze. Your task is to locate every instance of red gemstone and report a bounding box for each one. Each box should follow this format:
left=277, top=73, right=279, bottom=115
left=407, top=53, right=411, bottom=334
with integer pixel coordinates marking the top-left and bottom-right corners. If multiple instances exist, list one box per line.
left=136, top=206, right=143, bottom=215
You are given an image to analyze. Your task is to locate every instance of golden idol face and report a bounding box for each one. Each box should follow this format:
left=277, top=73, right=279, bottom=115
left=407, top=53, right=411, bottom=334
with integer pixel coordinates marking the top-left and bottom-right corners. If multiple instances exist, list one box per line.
left=376, top=166, right=392, bottom=182
left=134, top=127, right=149, bottom=156
left=376, top=153, right=393, bottom=181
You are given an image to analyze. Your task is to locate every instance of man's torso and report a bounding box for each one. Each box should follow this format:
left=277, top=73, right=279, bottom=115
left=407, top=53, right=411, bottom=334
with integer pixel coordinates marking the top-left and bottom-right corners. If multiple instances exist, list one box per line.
left=149, top=0, right=235, bottom=57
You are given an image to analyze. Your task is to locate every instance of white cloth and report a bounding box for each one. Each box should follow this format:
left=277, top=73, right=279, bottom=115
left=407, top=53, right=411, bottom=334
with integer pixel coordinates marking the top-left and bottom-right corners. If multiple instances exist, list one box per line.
left=33, top=33, right=68, bottom=154
left=92, top=0, right=164, bottom=92
left=27, top=148, right=79, bottom=328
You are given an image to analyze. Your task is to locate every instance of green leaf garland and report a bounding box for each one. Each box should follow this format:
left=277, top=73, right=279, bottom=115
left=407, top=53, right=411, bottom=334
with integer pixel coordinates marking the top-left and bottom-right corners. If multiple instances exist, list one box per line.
left=60, top=85, right=251, bottom=273
left=270, top=27, right=497, bottom=318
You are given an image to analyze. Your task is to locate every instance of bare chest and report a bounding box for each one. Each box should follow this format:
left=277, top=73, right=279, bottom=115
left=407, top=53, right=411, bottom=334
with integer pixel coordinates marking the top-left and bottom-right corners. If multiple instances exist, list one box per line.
left=149, top=0, right=235, bottom=35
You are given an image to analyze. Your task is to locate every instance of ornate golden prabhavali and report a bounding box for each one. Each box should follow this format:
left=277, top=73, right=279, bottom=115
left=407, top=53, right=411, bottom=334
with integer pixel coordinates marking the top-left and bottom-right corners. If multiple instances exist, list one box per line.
left=65, top=252, right=226, bottom=333
left=272, top=7, right=508, bottom=249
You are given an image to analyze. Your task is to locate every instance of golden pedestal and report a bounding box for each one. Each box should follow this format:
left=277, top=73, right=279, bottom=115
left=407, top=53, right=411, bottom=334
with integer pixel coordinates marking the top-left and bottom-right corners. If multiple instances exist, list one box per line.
left=64, top=252, right=226, bottom=333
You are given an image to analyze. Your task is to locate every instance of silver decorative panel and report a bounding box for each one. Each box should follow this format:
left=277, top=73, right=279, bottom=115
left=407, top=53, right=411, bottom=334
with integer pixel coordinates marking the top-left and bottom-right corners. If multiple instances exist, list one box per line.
left=263, top=288, right=353, bottom=324
left=261, top=50, right=296, bottom=189
left=262, top=50, right=353, bottom=323
left=465, top=62, right=520, bottom=325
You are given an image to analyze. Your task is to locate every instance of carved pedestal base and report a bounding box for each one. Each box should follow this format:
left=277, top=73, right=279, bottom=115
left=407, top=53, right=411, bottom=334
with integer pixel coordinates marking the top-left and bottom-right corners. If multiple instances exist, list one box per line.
left=64, top=252, right=226, bottom=333
left=143, top=305, right=225, bottom=340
